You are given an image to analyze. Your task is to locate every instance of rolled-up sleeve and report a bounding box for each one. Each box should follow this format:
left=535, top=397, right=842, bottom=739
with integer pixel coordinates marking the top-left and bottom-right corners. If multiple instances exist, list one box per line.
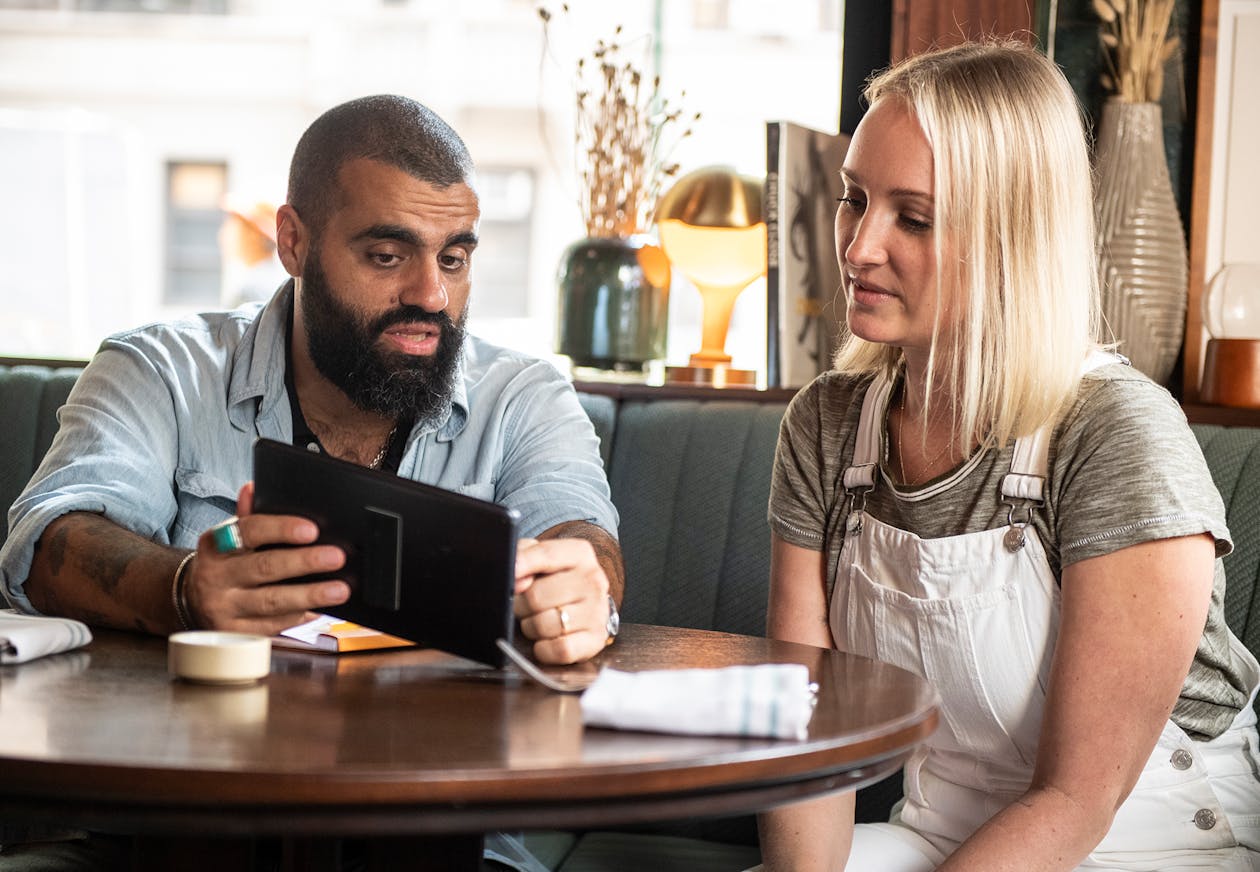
left=494, top=365, right=619, bottom=540
left=1, top=343, right=181, bottom=612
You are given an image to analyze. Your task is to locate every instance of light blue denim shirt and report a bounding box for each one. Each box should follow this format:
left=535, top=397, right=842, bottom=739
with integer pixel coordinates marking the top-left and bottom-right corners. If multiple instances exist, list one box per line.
left=1, top=286, right=618, bottom=612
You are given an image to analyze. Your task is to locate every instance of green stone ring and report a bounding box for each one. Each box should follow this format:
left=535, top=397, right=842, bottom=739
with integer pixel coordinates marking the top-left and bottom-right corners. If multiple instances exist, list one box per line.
left=209, top=517, right=245, bottom=554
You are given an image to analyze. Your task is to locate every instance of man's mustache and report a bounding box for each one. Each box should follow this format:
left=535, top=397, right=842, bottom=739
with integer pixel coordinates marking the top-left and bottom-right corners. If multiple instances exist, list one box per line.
left=371, top=307, right=452, bottom=334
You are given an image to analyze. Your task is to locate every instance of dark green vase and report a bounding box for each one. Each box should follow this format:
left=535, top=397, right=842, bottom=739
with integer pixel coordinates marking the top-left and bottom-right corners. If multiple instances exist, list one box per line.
left=554, top=236, right=670, bottom=371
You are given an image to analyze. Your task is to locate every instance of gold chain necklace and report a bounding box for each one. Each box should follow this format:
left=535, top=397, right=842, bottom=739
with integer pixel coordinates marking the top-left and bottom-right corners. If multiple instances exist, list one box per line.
left=368, top=426, right=398, bottom=470
left=894, top=384, right=955, bottom=486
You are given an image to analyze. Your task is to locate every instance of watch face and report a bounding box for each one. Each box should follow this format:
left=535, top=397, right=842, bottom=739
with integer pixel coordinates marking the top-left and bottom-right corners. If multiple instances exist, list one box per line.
left=606, top=594, right=620, bottom=638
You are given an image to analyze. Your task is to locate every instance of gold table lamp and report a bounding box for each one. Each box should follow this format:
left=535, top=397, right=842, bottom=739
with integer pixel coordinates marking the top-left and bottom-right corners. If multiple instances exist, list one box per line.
left=657, top=167, right=766, bottom=387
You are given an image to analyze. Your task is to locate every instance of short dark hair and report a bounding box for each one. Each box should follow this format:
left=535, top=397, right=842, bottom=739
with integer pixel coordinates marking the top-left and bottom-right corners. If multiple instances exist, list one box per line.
left=286, top=94, right=474, bottom=236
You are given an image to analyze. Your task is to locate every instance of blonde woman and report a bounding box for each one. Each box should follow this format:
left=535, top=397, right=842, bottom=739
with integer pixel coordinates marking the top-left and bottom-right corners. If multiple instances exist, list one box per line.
left=759, top=41, right=1260, bottom=870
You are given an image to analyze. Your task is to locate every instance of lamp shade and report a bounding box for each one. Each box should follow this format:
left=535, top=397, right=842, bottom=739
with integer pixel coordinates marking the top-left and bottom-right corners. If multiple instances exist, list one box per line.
left=656, top=167, right=763, bottom=229
left=1203, top=263, right=1260, bottom=339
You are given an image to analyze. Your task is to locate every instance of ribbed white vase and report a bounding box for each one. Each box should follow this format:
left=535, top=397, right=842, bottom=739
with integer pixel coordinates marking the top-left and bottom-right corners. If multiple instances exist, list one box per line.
left=1094, top=98, right=1188, bottom=386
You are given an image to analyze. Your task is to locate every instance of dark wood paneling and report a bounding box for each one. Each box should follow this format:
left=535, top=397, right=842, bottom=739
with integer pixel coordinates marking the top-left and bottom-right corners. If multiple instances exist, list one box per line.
left=891, top=0, right=1034, bottom=62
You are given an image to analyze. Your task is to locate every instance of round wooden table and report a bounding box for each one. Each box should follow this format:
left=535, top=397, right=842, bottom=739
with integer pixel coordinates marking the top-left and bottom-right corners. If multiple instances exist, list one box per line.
left=0, top=623, right=938, bottom=869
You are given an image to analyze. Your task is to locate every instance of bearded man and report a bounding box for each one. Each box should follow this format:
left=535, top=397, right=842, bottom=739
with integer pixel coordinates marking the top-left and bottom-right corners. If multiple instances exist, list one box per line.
left=1, top=95, right=622, bottom=668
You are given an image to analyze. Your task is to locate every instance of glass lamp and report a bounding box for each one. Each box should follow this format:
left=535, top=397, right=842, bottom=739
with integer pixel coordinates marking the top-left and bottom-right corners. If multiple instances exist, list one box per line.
left=656, top=167, right=766, bottom=387
left=1201, top=262, right=1260, bottom=408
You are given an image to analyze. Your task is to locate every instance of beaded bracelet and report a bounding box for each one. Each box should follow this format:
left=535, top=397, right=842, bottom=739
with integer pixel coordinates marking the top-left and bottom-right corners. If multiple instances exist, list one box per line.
left=171, top=551, right=197, bottom=632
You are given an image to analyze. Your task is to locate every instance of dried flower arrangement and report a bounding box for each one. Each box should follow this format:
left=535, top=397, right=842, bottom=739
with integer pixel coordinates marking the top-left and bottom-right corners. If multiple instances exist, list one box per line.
left=539, top=5, right=699, bottom=239
left=1093, top=0, right=1180, bottom=102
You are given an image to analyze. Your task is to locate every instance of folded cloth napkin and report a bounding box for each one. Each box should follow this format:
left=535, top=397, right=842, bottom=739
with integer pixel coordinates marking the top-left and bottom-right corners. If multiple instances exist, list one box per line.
left=580, top=663, right=817, bottom=740
left=0, top=609, right=93, bottom=665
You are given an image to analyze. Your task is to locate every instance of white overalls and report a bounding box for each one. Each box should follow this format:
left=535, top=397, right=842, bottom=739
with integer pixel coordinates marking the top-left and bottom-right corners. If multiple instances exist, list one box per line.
left=837, top=369, right=1260, bottom=871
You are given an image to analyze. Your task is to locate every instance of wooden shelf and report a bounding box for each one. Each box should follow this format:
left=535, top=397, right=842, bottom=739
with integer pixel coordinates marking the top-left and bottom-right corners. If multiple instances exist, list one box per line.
left=0, top=356, right=88, bottom=369
left=1182, top=403, right=1260, bottom=428
left=574, top=381, right=799, bottom=404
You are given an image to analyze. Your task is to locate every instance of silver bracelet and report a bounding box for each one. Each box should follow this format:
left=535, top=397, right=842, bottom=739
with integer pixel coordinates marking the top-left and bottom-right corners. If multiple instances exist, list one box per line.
left=171, top=551, right=197, bottom=632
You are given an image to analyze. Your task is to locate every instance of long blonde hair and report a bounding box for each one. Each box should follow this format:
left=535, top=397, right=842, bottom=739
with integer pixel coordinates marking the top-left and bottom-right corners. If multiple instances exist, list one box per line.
left=832, top=41, right=1101, bottom=450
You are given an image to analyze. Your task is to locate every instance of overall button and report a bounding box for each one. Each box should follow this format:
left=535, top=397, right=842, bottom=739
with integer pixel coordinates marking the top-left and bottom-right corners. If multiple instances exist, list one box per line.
left=1194, top=808, right=1218, bottom=830
left=1171, top=749, right=1194, bottom=770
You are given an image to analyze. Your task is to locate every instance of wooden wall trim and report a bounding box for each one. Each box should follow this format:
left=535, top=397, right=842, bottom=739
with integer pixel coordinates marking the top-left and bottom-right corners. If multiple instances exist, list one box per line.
left=1184, top=0, right=1220, bottom=403
left=0, top=356, right=89, bottom=369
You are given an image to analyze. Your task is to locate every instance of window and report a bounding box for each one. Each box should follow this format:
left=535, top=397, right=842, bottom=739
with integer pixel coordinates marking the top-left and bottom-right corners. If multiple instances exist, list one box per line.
left=473, top=168, right=535, bottom=319
left=0, top=0, right=226, bottom=10
left=164, top=161, right=226, bottom=306
left=819, top=0, right=840, bottom=31
left=0, top=2, right=841, bottom=366
left=0, top=109, right=139, bottom=358
left=692, top=0, right=730, bottom=29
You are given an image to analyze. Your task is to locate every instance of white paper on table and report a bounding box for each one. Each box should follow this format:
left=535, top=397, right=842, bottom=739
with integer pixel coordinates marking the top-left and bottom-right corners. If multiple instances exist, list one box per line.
left=580, top=663, right=817, bottom=740
left=277, top=613, right=339, bottom=647
left=0, top=609, right=92, bottom=665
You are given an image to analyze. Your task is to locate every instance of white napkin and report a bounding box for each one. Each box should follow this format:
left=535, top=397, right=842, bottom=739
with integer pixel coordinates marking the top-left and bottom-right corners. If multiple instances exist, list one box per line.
left=580, top=663, right=817, bottom=740
left=0, top=609, right=93, bottom=665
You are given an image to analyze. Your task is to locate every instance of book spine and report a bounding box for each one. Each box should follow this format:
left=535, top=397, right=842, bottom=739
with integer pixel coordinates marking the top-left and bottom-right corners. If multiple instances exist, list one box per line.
left=765, top=121, right=782, bottom=389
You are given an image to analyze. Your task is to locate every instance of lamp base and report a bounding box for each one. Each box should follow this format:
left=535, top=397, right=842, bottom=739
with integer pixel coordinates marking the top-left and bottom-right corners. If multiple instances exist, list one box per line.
left=1202, top=339, right=1260, bottom=408
left=665, top=364, right=758, bottom=388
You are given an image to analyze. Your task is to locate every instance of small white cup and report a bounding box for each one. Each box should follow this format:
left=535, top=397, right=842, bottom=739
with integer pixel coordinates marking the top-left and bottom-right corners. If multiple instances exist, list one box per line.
left=168, top=631, right=271, bottom=685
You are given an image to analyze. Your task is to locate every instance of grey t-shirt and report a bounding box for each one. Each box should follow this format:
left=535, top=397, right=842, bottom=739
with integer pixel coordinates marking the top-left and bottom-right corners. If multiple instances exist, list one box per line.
left=770, top=363, right=1251, bottom=740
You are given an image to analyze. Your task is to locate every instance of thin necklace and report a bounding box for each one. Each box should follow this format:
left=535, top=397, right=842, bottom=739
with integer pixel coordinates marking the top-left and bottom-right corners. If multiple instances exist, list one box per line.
left=368, top=425, right=398, bottom=470
left=894, top=383, right=955, bottom=486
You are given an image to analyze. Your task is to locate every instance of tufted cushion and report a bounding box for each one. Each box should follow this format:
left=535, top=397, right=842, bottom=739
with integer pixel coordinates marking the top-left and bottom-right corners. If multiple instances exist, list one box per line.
left=606, top=400, right=787, bottom=638
left=0, top=366, right=80, bottom=540
left=576, top=392, right=617, bottom=473
left=1192, top=424, right=1260, bottom=663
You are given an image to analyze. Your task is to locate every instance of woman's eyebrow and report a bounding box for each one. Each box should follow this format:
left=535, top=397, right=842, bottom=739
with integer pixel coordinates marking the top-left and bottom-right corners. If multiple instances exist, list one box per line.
left=840, top=169, right=932, bottom=202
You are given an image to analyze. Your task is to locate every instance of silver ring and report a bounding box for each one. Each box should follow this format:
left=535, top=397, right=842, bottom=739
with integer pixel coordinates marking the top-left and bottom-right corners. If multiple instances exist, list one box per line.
left=209, top=517, right=245, bottom=554
left=556, top=606, right=571, bottom=635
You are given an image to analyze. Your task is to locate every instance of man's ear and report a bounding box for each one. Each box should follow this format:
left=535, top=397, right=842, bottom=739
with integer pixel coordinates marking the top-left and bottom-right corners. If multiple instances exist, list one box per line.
left=275, top=205, right=309, bottom=278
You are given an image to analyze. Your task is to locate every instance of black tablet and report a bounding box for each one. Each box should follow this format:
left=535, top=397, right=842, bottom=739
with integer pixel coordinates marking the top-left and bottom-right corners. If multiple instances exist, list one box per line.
left=251, top=437, right=518, bottom=668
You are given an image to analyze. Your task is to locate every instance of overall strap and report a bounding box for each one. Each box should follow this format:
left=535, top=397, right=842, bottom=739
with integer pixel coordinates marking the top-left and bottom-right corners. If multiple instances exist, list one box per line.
left=843, top=372, right=896, bottom=493
left=1000, top=350, right=1124, bottom=503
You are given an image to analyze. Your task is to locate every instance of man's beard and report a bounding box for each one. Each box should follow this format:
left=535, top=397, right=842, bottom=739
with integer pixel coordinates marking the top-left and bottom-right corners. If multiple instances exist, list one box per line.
left=298, top=253, right=466, bottom=425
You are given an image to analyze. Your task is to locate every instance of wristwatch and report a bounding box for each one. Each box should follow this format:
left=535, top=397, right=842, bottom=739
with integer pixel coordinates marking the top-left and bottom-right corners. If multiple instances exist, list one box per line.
left=605, top=594, right=620, bottom=645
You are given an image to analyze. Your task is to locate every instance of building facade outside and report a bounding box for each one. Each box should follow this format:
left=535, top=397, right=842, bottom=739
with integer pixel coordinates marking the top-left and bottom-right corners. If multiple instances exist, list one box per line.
left=0, top=0, right=841, bottom=377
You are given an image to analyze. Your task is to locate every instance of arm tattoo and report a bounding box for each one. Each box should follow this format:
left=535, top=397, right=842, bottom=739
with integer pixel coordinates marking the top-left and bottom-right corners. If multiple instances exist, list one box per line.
left=45, top=524, right=68, bottom=576
left=41, top=512, right=160, bottom=598
left=79, top=517, right=151, bottom=595
left=28, top=512, right=175, bottom=632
